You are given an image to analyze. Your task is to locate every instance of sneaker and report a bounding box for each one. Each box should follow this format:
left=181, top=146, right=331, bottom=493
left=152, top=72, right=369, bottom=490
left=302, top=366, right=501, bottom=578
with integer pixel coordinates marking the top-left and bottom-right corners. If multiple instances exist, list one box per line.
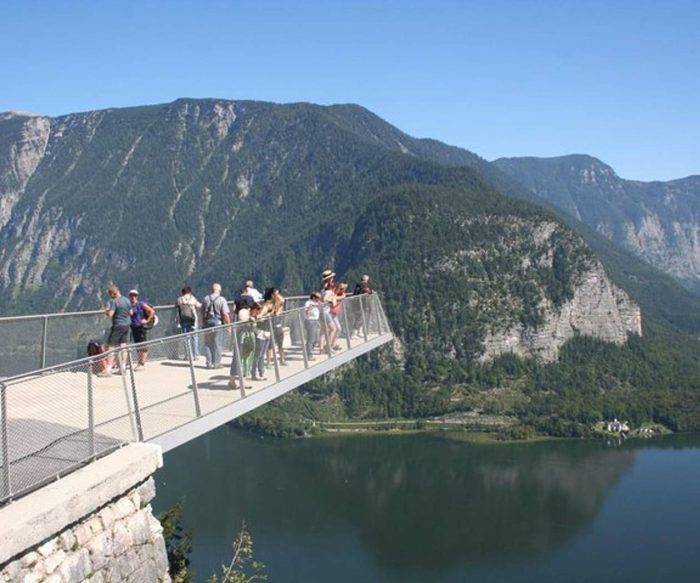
left=134, top=364, right=145, bottom=372
left=332, top=344, right=342, bottom=351
left=96, top=370, right=112, bottom=378
left=308, top=355, right=316, bottom=361
left=113, top=368, right=123, bottom=375
left=227, top=379, right=238, bottom=390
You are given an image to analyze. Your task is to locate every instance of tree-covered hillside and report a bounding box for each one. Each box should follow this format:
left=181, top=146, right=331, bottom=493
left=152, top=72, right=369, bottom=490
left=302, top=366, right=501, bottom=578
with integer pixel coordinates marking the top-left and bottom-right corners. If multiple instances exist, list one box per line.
left=1, top=98, right=699, bottom=435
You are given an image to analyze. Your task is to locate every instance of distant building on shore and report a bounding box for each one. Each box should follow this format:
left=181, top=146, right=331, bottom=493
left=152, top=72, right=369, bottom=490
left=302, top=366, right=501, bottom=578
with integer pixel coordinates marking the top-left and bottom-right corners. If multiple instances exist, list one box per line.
left=605, top=418, right=630, bottom=433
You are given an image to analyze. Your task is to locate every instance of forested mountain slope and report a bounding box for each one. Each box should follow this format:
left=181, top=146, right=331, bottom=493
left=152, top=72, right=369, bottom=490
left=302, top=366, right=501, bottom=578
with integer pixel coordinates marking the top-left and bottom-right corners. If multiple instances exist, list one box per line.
left=1, top=99, right=698, bottom=434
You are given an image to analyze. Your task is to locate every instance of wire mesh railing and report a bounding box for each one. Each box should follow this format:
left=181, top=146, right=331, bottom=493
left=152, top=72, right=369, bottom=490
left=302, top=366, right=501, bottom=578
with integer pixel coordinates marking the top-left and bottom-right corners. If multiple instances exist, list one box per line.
left=0, top=293, right=391, bottom=505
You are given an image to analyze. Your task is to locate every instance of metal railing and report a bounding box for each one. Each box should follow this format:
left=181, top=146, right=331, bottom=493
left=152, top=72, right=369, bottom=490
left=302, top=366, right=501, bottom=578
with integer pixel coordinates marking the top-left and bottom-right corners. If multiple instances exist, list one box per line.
left=0, top=293, right=391, bottom=505
left=0, top=296, right=315, bottom=378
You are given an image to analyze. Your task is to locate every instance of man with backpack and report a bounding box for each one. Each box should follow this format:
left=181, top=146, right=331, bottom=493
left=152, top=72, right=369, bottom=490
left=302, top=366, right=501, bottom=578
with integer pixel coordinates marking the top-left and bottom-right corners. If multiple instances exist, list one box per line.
left=176, top=286, right=202, bottom=358
left=201, top=282, right=231, bottom=369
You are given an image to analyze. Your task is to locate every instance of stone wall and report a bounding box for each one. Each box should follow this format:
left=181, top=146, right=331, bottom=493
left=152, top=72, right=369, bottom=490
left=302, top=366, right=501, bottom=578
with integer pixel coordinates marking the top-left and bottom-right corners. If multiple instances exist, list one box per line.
left=0, top=445, right=170, bottom=583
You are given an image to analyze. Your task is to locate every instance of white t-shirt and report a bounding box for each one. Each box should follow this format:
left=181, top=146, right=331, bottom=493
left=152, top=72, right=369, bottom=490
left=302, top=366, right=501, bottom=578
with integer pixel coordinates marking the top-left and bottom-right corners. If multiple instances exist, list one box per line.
left=305, top=300, right=320, bottom=320
left=246, top=286, right=263, bottom=302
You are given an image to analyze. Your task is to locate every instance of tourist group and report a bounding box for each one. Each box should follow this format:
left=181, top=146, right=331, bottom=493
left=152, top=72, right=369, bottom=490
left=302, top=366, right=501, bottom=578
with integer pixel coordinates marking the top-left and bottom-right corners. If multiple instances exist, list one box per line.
left=97, top=270, right=374, bottom=386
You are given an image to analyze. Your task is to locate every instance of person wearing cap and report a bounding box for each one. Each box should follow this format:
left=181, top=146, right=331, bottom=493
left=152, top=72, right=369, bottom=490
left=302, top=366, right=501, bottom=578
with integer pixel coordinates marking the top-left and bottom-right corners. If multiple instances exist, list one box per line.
left=128, top=289, right=155, bottom=371
left=98, top=286, right=132, bottom=377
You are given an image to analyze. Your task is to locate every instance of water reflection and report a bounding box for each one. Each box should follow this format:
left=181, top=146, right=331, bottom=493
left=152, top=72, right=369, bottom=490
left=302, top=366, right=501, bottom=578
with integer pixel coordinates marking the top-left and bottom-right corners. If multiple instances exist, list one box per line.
left=259, top=435, right=636, bottom=571
left=157, top=430, right=648, bottom=579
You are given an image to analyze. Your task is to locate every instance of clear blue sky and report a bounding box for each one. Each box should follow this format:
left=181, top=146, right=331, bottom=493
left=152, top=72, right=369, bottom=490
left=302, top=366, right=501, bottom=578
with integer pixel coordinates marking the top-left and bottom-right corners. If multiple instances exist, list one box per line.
left=1, top=0, right=698, bottom=181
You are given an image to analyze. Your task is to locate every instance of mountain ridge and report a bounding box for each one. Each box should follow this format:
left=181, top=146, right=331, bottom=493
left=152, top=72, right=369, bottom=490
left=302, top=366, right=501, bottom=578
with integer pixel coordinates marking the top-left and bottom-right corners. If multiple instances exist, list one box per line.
left=493, top=154, right=700, bottom=293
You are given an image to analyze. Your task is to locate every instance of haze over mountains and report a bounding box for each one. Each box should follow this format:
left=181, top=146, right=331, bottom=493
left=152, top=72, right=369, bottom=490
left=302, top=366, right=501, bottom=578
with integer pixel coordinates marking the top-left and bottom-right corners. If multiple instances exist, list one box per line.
left=1, top=98, right=699, bottom=433
left=493, top=154, right=700, bottom=293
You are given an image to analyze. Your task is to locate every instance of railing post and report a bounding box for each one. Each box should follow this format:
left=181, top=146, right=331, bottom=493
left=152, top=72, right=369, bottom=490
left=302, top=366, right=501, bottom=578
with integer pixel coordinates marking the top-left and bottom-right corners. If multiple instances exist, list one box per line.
left=41, top=316, right=49, bottom=369
left=372, top=294, right=382, bottom=334
left=297, top=311, right=309, bottom=369
left=268, top=319, right=281, bottom=382
left=231, top=325, right=246, bottom=397
left=185, top=337, right=202, bottom=417
left=376, top=294, right=391, bottom=335
left=118, top=348, right=138, bottom=441
left=342, top=304, right=352, bottom=350
left=126, top=351, right=145, bottom=441
left=359, top=296, right=369, bottom=341
left=87, top=367, right=96, bottom=459
left=0, top=382, right=11, bottom=502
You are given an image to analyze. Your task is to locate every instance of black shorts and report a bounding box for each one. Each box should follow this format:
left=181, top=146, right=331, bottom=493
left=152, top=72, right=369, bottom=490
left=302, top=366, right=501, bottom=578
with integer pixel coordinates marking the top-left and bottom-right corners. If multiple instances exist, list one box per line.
left=273, top=325, right=284, bottom=348
left=132, top=326, right=148, bottom=344
left=108, top=324, right=131, bottom=346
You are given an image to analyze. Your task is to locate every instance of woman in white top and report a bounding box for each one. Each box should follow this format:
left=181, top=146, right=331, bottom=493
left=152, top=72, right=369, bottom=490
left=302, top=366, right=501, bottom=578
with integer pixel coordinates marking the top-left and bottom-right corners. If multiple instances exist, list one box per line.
left=304, top=292, right=322, bottom=360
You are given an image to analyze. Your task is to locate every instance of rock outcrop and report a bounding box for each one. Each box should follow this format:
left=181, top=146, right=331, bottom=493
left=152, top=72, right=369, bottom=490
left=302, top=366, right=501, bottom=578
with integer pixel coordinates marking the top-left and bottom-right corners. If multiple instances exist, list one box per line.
left=480, top=263, right=642, bottom=363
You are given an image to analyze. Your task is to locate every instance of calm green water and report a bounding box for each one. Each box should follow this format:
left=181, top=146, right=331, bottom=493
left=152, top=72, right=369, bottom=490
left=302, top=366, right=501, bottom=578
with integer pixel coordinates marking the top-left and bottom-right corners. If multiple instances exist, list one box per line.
left=155, top=429, right=700, bottom=582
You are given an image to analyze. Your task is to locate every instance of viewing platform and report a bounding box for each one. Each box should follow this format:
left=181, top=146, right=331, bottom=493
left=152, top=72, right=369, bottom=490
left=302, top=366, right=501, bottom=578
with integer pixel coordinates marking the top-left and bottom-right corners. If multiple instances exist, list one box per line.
left=0, top=294, right=393, bottom=506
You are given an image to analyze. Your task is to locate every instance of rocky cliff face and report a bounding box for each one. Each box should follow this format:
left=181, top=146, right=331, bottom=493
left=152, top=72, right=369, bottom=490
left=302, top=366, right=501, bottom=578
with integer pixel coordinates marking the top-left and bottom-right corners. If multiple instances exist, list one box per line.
left=481, top=262, right=642, bottom=363
left=493, top=155, right=700, bottom=293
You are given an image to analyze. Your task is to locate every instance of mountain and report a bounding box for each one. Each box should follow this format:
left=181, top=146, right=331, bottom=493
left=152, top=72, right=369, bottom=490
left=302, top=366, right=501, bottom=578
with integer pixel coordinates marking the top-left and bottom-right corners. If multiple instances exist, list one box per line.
left=492, top=154, right=700, bottom=293
left=0, top=99, right=698, bottom=434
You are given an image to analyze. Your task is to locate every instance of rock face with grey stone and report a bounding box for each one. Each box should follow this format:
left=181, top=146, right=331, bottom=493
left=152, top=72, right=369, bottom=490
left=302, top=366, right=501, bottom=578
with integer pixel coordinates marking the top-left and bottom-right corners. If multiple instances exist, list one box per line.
left=493, top=154, right=700, bottom=293
left=480, top=262, right=642, bottom=363
left=0, top=478, right=170, bottom=583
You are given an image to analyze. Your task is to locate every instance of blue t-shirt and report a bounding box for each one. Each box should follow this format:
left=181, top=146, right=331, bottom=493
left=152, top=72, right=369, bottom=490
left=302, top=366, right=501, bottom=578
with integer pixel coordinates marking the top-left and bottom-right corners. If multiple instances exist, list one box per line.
left=109, top=296, right=132, bottom=327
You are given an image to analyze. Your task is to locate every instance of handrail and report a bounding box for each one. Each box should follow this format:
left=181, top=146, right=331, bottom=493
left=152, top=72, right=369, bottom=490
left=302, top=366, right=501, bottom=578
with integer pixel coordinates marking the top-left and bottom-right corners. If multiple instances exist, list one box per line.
left=0, top=296, right=311, bottom=322
left=0, top=296, right=309, bottom=385
left=0, top=295, right=312, bottom=377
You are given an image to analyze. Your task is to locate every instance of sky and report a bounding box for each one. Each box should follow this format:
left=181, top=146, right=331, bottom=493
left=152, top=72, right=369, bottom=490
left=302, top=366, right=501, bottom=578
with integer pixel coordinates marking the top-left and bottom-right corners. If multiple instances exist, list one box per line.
left=1, top=0, right=698, bottom=181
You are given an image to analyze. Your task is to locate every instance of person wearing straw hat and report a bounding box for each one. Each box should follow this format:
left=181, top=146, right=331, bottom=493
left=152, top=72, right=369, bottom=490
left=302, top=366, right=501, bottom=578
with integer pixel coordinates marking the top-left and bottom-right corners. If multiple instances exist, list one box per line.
left=319, top=269, right=341, bottom=352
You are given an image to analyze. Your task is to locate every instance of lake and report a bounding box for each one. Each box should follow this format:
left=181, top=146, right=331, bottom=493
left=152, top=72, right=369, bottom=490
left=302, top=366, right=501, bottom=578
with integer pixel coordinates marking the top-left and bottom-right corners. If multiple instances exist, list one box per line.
left=154, top=428, right=700, bottom=582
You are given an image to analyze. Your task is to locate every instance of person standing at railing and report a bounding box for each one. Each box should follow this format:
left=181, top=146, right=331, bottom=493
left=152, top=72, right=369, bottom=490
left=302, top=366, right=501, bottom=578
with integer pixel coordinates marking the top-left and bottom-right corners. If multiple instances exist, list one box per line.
left=176, top=286, right=202, bottom=358
left=304, top=292, right=322, bottom=360
left=319, top=270, right=340, bottom=352
left=265, top=287, right=286, bottom=366
left=351, top=274, right=374, bottom=338
left=202, top=283, right=230, bottom=369
left=251, top=301, right=272, bottom=381
left=228, top=303, right=255, bottom=389
left=245, top=279, right=263, bottom=303
left=97, top=286, right=132, bottom=377
left=128, top=290, right=155, bottom=371
left=330, top=282, right=348, bottom=342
